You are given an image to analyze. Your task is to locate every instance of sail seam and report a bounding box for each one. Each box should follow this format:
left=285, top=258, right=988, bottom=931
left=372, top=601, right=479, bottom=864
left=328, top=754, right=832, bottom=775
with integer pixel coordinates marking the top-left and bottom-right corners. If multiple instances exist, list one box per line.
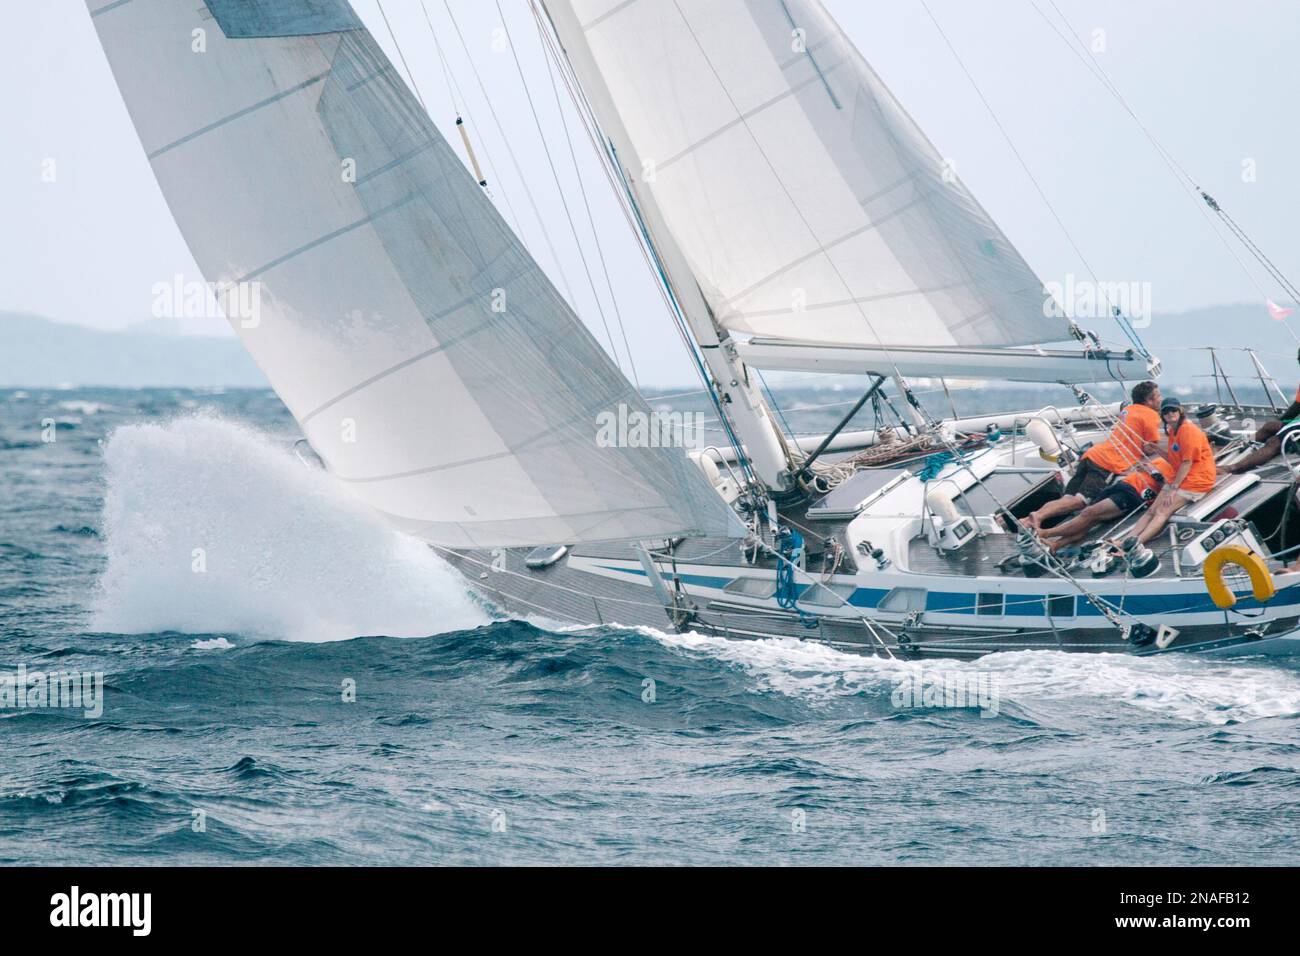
left=236, top=192, right=418, bottom=283
left=333, top=449, right=515, bottom=483
left=295, top=291, right=509, bottom=428
left=731, top=281, right=967, bottom=320
left=719, top=192, right=926, bottom=310
left=298, top=344, right=453, bottom=428
left=656, top=61, right=838, bottom=172
left=89, top=0, right=747, bottom=546
left=146, top=73, right=329, bottom=160
left=353, top=139, right=437, bottom=186
left=581, top=0, right=639, bottom=31
left=846, top=74, right=1013, bottom=347
left=295, top=248, right=535, bottom=426
left=90, top=0, right=133, bottom=16
left=345, top=62, right=398, bottom=93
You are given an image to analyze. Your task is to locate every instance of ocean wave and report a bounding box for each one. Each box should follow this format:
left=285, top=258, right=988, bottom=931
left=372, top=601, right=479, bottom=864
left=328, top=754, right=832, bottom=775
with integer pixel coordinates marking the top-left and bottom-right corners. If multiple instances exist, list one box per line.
left=647, top=627, right=1300, bottom=725
left=91, top=414, right=490, bottom=642
left=56, top=400, right=114, bottom=415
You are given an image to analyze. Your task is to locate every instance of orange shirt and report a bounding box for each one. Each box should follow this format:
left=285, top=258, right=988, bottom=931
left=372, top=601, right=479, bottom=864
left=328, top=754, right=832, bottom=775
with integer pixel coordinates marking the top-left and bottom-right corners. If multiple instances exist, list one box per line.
left=1122, top=457, right=1174, bottom=495
left=1084, top=403, right=1161, bottom=474
left=1166, top=420, right=1216, bottom=493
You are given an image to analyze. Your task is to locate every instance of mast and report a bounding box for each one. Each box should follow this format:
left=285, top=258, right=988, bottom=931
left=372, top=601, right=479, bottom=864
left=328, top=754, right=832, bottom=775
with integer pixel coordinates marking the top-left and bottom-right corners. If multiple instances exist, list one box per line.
left=540, top=0, right=795, bottom=493
left=86, top=0, right=746, bottom=548
left=536, top=0, right=1158, bottom=436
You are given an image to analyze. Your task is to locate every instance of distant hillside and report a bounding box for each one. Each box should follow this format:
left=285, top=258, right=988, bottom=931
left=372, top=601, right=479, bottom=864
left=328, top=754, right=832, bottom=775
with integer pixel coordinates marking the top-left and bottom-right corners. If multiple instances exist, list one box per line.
left=0, top=313, right=267, bottom=387
left=1135, top=303, right=1298, bottom=390
left=0, top=304, right=1291, bottom=392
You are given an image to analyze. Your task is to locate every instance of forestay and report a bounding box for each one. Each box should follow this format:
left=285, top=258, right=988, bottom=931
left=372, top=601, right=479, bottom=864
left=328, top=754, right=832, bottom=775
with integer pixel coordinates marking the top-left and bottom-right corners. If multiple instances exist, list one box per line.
left=87, top=0, right=744, bottom=548
left=544, top=0, right=1074, bottom=353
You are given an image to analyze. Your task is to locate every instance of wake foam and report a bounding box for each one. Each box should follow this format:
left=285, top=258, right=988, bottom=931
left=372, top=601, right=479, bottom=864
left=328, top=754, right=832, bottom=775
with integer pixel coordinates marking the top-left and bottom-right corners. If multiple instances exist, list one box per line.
left=93, top=415, right=489, bottom=642
left=650, top=629, right=1300, bottom=725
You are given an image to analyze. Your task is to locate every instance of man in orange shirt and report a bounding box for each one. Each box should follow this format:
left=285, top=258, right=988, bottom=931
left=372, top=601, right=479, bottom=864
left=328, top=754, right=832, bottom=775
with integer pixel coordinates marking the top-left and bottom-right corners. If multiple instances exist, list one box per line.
left=1225, top=347, right=1300, bottom=473
left=1128, top=397, right=1217, bottom=546
left=1024, top=380, right=1162, bottom=530
left=1038, top=458, right=1174, bottom=553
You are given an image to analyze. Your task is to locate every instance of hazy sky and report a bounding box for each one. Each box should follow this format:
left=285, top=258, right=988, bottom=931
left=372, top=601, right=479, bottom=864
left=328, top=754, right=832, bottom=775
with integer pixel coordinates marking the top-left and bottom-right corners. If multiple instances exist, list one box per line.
left=3, top=0, right=1298, bottom=384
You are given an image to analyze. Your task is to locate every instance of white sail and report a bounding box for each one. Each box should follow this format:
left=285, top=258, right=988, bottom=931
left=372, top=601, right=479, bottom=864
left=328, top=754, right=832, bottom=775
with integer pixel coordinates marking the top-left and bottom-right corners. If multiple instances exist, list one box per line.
left=88, top=0, right=743, bottom=548
left=545, top=0, right=1075, bottom=354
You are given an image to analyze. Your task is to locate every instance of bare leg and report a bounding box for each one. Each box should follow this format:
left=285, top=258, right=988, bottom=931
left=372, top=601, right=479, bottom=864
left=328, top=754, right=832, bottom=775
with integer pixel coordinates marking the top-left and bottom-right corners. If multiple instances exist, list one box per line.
left=1043, top=499, right=1124, bottom=548
left=1026, top=494, right=1086, bottom=531
left=1047, top=527, right=1090, bottom=552
left=1136, top=495, right=1185, bottom=545
left=1127, top=509, right=1154, bottom=545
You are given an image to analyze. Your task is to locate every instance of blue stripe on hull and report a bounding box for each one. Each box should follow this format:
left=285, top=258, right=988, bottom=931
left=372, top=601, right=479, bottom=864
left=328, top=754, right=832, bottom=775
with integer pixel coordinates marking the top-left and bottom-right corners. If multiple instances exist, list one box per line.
left=596, top=563, right=1300, bottom=622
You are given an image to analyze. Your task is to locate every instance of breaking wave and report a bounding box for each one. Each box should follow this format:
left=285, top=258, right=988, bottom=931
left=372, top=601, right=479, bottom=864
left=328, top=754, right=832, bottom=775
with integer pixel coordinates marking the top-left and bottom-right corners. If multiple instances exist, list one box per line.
left=92, top=415, right=489, bottom=642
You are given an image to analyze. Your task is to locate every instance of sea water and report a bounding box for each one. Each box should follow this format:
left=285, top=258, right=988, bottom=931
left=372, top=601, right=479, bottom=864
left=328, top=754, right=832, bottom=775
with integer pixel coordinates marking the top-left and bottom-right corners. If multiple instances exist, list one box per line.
left=1, top=387, right=1297, bottom=865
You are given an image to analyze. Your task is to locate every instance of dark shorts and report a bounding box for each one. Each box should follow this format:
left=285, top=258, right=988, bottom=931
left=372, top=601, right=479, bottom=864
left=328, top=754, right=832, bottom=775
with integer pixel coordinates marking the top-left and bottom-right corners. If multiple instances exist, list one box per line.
left=1092, top=481, right=1144, bottom=515
left=1063, top=457, right=1113, bottom=501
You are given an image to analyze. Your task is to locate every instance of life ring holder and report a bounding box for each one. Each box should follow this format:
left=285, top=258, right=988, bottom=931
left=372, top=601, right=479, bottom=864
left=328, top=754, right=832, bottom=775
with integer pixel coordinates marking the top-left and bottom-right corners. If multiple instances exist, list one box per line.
left=1202, top=543, right=1276, bottom=610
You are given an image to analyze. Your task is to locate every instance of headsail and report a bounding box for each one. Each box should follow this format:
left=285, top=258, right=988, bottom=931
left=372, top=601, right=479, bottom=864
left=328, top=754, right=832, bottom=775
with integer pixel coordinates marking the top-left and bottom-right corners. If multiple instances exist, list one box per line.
left=543, top=0, right=1114, bottom=364
left=88, top=0, right=743, bottom=547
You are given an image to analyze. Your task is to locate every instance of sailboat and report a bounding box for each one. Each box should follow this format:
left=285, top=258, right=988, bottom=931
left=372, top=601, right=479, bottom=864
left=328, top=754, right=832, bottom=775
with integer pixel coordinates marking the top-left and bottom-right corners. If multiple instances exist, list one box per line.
left=87, top=0, right=1300, bottom=657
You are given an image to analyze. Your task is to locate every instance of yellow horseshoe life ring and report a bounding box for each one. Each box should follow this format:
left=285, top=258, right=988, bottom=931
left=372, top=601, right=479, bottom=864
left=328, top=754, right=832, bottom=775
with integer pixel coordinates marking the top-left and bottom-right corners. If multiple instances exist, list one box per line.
left=1202, top=544, right=1276, bottom=610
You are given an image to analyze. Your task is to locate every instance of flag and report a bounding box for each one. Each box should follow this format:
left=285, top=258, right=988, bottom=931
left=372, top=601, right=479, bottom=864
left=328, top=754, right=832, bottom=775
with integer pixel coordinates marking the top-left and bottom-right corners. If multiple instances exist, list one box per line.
left=1267, top=299, right=1294, bottom=321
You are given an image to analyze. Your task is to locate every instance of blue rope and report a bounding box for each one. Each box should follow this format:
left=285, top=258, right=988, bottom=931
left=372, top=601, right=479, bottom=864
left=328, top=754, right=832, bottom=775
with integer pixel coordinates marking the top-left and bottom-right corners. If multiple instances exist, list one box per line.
left=1113, top=311, right=1152, bottom=361
left=918, top=427, right=1004, bottom=481
left=775, top=528, right=819, bottom=629
left=918, top=451, right=957, bottom=482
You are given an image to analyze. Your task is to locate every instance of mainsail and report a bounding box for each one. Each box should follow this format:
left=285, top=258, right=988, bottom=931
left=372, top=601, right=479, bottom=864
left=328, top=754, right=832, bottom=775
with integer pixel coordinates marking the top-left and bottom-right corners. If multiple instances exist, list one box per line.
left=543, top=0, right=1113, bottom=361
left=88, top=0, right=744, bottom=548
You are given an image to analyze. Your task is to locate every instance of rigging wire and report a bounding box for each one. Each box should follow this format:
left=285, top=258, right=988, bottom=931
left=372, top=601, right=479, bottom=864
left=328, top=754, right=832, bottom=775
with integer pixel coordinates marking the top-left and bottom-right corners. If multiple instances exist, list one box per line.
left=370, top=1, right=1152, bottom=641
left=916, top=0, right=1149, bottom=359
left=1202, top=198, right=1300, bottom=343
left=643, top=2, right=1137, bottom=629
left=529, top=0, right=759, bottom=483
left=756, top=368, right=798, bottom=440
left=1029, top=0, right=1300, bottom=340
left=380, top=0, right=526, bottom=236
left=493, top=0, right=631, bottom=374
left=419, top=0, right=462, bottom=115
left=534, top=11, right=642, bottom=385
left=374, top=0, right=427, bottom=110
left=656, top=1, right=941, bottom=444
left=440, top=0, right=579, bottom=308
left=416, top=0, right=527, bottom=236
left=533, top=0, right=1140, bottom=633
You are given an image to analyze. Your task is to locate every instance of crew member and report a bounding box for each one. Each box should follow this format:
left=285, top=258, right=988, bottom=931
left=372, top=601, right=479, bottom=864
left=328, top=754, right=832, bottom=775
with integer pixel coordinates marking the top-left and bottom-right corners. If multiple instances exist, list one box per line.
left=1039, top=458, right=1175, bottom=553
left=1023, top=380, right=1162, bottom=530
left=1225, top=347, right=1300, bottom=474
left=1128, top=397, right=1217, bottom=546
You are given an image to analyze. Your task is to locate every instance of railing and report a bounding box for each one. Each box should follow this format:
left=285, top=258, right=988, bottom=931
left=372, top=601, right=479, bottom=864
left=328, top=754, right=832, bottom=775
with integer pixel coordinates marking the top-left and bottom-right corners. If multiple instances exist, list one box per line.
left=1163, top=346, right=1289, bottom=412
